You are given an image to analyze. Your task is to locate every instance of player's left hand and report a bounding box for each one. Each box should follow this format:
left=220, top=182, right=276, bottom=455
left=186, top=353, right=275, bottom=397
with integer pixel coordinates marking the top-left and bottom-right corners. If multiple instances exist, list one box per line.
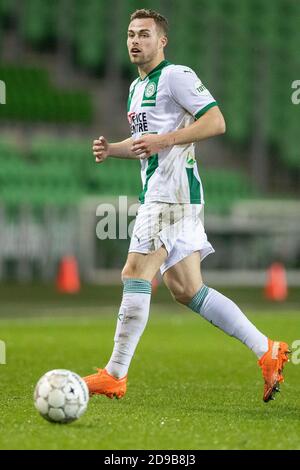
left=131, top=134, right=170, bottom=159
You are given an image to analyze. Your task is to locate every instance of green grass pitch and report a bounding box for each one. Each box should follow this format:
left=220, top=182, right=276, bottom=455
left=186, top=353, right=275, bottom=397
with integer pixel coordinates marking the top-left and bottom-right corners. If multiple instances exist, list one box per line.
left=0, top=286, right=300, bottom=450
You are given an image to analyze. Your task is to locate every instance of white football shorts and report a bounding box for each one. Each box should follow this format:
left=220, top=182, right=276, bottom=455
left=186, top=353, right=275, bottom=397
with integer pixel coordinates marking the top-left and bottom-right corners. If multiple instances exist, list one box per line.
left=128, top=202, right=214, bottom=275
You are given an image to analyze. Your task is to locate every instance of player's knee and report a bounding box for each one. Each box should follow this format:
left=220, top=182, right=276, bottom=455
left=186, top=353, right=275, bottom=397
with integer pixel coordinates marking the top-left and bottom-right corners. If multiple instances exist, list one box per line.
left=121, top=261, right=137, bottom=280
left=121, top=267, right=132, bottom=280
left=170, top=285, right=202, bottom=306
left=173, top=292, right=193, bottom=305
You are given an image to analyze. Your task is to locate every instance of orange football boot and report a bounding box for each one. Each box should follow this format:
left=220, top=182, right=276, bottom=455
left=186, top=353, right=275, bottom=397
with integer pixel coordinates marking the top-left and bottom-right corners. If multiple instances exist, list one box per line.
left=258, top=339, right=290, bottom=402
left=83, top=368, right=127, bottom=399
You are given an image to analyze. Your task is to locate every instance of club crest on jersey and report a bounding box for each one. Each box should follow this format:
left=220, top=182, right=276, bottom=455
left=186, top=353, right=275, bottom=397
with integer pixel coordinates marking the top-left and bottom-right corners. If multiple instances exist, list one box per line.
left=145, top=82, right=156, bottom=98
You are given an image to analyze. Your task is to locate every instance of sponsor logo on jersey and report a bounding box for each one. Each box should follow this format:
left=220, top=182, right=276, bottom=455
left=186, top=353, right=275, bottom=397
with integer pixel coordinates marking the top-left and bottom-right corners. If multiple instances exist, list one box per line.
left=127, top=111, right=149, bottom=134
left=195, top=80, right=209, bottom=96
left=145, top=82, right=156, bottom=98
left=185, top=153, right=196, bottom=168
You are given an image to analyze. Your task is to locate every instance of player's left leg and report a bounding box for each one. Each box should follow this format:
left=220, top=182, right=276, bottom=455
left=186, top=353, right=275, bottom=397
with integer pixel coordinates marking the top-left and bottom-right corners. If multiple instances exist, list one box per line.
left=163, top=252, right=290, bottom=402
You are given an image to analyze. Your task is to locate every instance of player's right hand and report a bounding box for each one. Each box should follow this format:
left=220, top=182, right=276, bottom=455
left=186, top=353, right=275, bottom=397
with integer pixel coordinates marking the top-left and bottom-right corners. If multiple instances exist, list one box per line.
left=93, top=136, right=110, bottom=163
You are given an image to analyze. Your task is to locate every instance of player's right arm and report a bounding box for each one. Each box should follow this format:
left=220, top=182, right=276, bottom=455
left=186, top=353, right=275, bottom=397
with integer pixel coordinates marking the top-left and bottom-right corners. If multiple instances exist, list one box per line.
left=93, top=136, right=138, bottom=163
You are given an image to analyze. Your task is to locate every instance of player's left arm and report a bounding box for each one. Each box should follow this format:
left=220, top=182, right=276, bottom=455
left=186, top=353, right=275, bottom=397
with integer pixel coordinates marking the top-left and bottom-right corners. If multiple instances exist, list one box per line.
left=168, top=105, right=225, bottom=144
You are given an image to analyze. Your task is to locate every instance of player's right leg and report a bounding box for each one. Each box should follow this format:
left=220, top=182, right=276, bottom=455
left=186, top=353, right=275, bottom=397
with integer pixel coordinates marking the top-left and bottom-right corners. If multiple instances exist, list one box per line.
left=83, top=247, right=167, bottom=399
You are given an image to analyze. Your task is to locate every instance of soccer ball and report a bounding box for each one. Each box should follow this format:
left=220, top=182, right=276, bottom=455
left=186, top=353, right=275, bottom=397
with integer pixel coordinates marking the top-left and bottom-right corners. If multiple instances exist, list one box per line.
left=34, top=369, right=89, bottom=424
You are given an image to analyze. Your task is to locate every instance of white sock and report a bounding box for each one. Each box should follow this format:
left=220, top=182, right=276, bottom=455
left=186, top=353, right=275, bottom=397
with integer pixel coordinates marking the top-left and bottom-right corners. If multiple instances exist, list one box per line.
left=188, top=285, right=269, bottom=358
left=105, top=278, right=152, bottom=378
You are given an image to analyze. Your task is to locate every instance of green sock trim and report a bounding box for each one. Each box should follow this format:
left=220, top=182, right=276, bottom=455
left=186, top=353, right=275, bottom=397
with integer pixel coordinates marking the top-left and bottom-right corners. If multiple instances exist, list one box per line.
left=188, top=285, right=209, bottom=312
left=123, top=278, right=152, bottom=295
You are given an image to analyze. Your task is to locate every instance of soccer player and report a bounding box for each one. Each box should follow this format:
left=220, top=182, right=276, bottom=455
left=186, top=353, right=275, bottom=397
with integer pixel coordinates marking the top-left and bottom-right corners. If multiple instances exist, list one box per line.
left=84, top=9, right=290, bottom=402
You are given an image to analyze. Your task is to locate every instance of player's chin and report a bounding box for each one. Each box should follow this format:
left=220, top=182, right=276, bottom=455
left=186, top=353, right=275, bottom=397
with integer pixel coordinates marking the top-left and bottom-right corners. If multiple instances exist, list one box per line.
left=129, top=55, right=144, bottom=64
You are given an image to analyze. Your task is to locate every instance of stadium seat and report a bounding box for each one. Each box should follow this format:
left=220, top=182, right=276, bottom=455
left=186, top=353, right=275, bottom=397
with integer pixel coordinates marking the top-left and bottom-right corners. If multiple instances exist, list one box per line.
left=73, top=0, right=106, bottom=71
left=0, top=0, right=299, bottom=177
left=21, top=0, right=58, bottom=46
left=201, top=169, right=256, bottom=213
left=0, top=138, right=258, bottom=212
left=0, top=66, right=92, bottom=123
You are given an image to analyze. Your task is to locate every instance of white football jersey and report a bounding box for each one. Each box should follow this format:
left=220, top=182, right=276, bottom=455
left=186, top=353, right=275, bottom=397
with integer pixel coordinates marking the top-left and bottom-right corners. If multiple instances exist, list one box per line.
left=127, top=60, right=217, bottom=204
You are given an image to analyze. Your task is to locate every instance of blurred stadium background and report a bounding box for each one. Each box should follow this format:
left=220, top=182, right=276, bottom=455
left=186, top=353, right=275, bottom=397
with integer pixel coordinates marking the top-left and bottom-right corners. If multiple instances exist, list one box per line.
left=0, top=0, right=299, bottom=291
left=1, top=0, right=300, bottom=451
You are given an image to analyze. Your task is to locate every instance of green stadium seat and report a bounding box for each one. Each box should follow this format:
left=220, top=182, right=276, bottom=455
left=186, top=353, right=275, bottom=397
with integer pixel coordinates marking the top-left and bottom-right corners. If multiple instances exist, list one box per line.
left=0, top=0, right=299, bottom=179
left=0, top=66, right=92, bottom=123
left=0, top=138, right=259, bottom=213
left=21, top=0, right=58, bottom=46
left=72, top=0, right=106, bottom=71
left=0, top=0, right=16, bottom=21
left=168, top=1, right=210, bottom=72
left=201, top=169, right=256, bottom=214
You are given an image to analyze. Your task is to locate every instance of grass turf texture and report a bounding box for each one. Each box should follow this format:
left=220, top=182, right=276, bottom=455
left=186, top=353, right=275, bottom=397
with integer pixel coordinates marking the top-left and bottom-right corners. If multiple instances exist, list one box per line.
left=0, top=286, right=300, bottom=450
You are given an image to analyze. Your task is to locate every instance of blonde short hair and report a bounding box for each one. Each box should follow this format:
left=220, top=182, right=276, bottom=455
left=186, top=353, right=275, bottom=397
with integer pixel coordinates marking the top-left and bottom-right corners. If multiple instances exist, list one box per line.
left=130, top=9, right=169, bottom=37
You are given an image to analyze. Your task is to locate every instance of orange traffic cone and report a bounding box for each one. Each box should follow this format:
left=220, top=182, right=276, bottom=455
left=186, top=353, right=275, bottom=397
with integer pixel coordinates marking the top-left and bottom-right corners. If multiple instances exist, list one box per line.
left=56, top=256, right=80, bottom=294
left=265, top=262, right=288, bottom=301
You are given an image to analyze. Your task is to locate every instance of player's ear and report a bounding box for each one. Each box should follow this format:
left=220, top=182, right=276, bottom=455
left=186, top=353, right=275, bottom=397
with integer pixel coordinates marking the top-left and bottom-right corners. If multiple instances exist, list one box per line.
left=160, top=35, right=168, bottom=49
